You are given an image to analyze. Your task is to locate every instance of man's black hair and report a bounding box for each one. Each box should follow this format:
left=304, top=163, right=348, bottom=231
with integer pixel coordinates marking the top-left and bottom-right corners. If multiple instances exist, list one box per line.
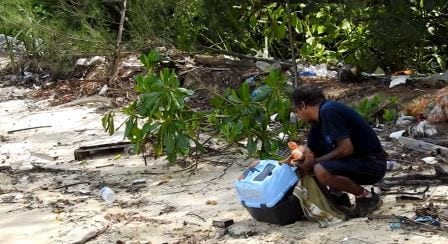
left=291, top=86, right=325, bottom=108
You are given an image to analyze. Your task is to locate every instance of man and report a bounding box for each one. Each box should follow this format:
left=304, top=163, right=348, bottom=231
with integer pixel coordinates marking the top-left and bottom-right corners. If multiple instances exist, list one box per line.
left=290, top=86, right=387, bottom=217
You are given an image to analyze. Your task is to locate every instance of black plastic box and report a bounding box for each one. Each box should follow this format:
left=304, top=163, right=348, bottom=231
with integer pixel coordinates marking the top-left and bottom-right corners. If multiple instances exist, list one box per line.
left=242, top=188, right=304, bottom=225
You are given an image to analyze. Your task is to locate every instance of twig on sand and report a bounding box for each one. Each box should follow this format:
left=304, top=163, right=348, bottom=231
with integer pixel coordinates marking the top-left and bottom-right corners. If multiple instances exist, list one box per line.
left=7, top=125, right=52, bottom=134
left=72, top=224, right=109, bottom=244
left=54, top=181, right=90, bottom=190
left=186, top=212, right=206, bottom=222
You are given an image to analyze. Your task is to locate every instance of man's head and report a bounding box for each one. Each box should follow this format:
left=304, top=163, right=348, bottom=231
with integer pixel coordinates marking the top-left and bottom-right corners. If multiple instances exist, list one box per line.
left=291, top=86, right=325, bottom=122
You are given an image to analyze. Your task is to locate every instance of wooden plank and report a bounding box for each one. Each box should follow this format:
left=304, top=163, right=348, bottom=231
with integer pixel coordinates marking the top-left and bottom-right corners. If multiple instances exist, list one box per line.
left=397, top=136, right=448, bottom=156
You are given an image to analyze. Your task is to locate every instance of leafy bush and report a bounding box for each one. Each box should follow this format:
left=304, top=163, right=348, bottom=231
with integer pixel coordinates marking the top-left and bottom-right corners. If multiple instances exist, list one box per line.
left=103, top=51, right=200, bottom=163
left=103, top=51, right=300, bottom=164
left=355, top=95, right=399, bottom=124
left=209, top=69, right=297, bottom=158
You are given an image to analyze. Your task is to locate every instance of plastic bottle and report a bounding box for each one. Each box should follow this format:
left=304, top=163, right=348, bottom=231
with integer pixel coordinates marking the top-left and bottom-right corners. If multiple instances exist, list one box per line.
left=100, top=187, right=115, bottom=204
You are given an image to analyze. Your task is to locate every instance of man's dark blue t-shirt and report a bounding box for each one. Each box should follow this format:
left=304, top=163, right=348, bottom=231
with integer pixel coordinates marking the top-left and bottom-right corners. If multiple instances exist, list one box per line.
left=307, top=100, right=383, bottom=158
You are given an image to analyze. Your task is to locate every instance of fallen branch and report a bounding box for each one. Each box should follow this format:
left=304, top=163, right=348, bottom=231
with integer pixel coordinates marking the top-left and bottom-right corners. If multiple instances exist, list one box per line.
left=55, top=181, right=89, bottom=190
left=72, top=224, right=109, bottom=244
left=397, top=136, right=448, bottom=157
left=95, top=163, right=115, bottom=169
left=58, top=95, right=114, bottom=108
left=7, top=125, right=52, bottom=134
left=197, top=45, right=293, bottom=68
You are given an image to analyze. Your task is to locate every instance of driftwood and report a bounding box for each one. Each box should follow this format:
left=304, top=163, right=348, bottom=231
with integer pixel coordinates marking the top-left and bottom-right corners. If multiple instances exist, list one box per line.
left=72, top=224, right=108, bottom=244
left=379, top=164, right=448, bottom=188
left=7, top=125, right=52, bottom=134
left=397, top=136, right=448, bottom=156
left=58, top=95, right=114, bottom=108
left=197, top=45, right=293, bottom=68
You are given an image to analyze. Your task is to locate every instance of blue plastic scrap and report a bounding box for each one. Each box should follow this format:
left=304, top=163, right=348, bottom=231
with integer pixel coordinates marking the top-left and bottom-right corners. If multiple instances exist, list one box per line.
left=390, top=222, right=401, bottom=230
left=414, top=216, right=441, bottom=227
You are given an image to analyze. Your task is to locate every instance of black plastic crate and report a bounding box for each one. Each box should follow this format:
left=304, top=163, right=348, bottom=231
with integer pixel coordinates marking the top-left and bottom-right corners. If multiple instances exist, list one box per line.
left=242, top=187, right=304, bottom=225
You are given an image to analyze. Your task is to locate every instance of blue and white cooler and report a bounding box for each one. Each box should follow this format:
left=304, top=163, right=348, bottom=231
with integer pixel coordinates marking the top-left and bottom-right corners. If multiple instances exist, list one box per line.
left=234, top=160, right=303, bottom=225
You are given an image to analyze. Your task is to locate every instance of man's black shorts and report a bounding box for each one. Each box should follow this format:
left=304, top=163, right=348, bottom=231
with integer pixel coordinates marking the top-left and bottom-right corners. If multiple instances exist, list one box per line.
left=319, top=157, right=387, bottom=185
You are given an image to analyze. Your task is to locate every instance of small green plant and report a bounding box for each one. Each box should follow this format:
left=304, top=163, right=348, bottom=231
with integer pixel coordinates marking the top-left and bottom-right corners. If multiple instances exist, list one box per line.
left=210, top=70, right=298, bottom=158
left=102, top=50, right=201, bottom=164
left=382, top=109, right=397, bottom=123
left=355, top=95, right=399, bottom=124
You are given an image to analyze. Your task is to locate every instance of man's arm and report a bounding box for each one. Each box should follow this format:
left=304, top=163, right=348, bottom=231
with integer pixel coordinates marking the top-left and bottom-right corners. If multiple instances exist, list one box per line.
left=315, top=138, right=353, bottom=162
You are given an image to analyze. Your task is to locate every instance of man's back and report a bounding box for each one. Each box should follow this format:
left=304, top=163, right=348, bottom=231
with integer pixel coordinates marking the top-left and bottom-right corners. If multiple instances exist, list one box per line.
left=308, top=100, right=383, bottom=158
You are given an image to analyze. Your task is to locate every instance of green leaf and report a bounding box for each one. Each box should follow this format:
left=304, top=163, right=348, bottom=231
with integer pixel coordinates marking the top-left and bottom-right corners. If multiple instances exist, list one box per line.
left=177, top=87, right=194, bottom=96
left=140, top=50, right=160, bottom=69
left=247, top=136, right=257, bottom=155
left=163, top=128, right=175, bottom=154
left=272, top=24, right=286, bottom=40
left=317, top=25, right=326, bottom=34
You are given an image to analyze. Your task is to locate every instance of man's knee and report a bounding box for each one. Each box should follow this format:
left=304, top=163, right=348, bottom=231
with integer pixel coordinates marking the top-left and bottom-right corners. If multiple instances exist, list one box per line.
left=314, top=164, right=332, bottom=185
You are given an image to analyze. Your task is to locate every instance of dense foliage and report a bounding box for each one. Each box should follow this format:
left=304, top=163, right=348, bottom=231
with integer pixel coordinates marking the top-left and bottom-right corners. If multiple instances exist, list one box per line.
left=1, top=0, right=447, bottom=75
left=103, top=51, right=299, bottom=163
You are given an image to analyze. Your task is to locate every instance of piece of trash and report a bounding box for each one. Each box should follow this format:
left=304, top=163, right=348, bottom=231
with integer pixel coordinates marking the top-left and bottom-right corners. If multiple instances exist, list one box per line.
left=389, top=75, right=409, bottom=88
left=131, top=179, right=147, bottom=185
left=100, top=187, right=116, bottom=204
left=98, top=84, right=108, bottom=95
left=212, top=219, right=234, bottom=228
left=396, top=115, right=416, bottom=126
left=415, top=216, right=441, bottom=226
left=386, top=160, right=397, bottom=171
left=113, top=154, right=122, bottom=160
left=389, top=130, right=405, bottom=139
left=390, top=222, right=401, bottom=230
left=245, top=76, right=256, bottom=84
left=408, top=120, right=438, bottom=138
left=255, top=61, right=273, bottom=72
left=372, top=67, right=386, bottom=76
left=421, top=157, right=438, bottom=165
left=206, top=200, right=218, bottom=205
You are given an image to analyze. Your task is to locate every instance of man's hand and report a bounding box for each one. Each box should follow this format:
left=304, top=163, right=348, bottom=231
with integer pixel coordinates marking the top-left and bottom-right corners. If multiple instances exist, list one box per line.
left=295, top=146, right=316, bottom=175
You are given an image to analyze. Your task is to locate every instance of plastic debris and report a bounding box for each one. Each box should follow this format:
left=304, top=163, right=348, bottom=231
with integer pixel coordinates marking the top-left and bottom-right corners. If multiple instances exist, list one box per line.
left=415, top=216, right=441, bottom=226
left=389, top=75, right=409, bottom=88
left=396, top=115, right=416, bottom=126
left=255, top=61, right=273, bottom=72
left=389, top=130, right=405, bottom=139
left=421, top=157, right=438, bottom=165
left=386, top=160, right=397, bottom=171
left=389, top=222, right=401, bottom=230
left=100, top=187, right=116, bottom=204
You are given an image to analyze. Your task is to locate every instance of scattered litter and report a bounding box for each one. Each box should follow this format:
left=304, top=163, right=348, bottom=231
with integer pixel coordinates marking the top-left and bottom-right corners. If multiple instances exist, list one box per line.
left=30, top=151, right=58, bottom=161
left=131, top=179, right=147, bottom=186
left=389, top=130, right=405, bottom=139
left=255, top=61, right=270, bottom=72
left=100, top=187, right=116, bottom=204
left=396, top=115, right=416, bottom=126
left=373, top=67, right=386, bottom=76
left=421, top=157, right=438, bottom=165
left=212, top=219, right=234, bottom=228
left=74, top=141, right=134, bottom=161
left=389, top=75, right=409, bottom=88
left=389, top=222, right=401, bottom=230
left=414, top=216, right=440, bottom=226
left=98, top=84, right=108, bottom=95
left=386, top=160, right=397, bottom=171
left=407, top=120, right=437, bottom=138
